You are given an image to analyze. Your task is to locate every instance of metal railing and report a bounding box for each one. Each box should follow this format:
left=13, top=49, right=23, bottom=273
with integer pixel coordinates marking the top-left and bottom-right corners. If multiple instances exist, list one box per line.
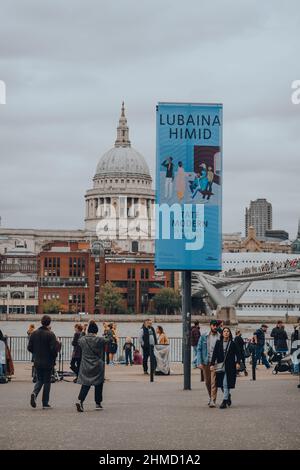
left=7, top=336, right=184, bottom=363
left=7, top=336, right=291, bottom=363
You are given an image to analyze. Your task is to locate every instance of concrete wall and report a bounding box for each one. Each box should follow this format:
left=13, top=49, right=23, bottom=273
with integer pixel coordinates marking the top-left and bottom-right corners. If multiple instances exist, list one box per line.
left=1, top=313, right=299, bottom=324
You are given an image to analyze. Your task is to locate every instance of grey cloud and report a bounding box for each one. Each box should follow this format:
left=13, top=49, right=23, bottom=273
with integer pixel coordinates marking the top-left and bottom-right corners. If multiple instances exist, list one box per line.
left=0, top=0, right=299, bottom=238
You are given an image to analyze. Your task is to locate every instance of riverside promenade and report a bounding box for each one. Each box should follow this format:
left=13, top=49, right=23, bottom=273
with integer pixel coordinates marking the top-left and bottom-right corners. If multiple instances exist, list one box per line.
left=0, top=363, right=299, bottom=450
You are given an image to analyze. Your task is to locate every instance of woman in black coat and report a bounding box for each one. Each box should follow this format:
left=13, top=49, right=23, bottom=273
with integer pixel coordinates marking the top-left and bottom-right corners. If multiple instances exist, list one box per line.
left=211, top=327, right=241, bottom=409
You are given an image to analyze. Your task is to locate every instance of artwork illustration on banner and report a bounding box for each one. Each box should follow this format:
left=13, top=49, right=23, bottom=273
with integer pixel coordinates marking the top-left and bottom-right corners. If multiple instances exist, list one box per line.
left=155, top=103, right=222, bottom=271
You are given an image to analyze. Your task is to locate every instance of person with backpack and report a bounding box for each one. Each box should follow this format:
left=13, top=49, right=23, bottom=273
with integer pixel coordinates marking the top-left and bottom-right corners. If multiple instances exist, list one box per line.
left=27, top=315, right=58, bottom=409
left=253, top=324, right=271, bottom=370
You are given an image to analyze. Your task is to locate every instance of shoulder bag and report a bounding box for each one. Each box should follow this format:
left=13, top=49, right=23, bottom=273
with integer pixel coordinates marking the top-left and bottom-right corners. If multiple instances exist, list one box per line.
left=213, top=341, right=231, bottom=374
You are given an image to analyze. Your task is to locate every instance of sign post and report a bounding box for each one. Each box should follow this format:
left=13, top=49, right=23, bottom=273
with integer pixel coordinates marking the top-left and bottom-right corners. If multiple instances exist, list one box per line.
left=182, top=271, right=192, bottom=389
left=155, top=102, right=223, bottom=390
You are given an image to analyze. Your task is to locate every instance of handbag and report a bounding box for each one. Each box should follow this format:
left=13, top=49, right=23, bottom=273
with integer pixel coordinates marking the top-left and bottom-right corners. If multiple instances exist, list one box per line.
left=213, top=341, right=231, bottom=374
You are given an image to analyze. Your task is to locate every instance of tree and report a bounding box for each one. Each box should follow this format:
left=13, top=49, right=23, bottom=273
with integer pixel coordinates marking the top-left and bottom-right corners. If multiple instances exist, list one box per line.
left=43, top=299, right=62, bottom=315
left=100, top=282, right=123, bottom=314
left=153, top=288, right=181, bottom=315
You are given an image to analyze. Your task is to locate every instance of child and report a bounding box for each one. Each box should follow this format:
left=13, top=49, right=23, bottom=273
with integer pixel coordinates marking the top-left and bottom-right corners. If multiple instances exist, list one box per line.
left=123, top=337, right=135, bottom=366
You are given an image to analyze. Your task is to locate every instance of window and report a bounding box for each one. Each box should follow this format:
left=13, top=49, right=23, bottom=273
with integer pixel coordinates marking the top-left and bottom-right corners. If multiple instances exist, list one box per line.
left=132, top=241, right=138, bottom=253
left=127, top=268, right=135, bottom=279
left=141, top=269, right=144, bottom=279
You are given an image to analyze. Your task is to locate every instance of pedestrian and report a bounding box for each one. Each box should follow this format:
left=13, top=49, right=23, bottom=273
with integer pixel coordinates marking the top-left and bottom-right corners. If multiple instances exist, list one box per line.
left=27, top=324, right=37, bottom=383
left=155, top=326, right=170, bottom=376
left=271, top=320, right=283, bottom=351
left=216, top=320, right=224, bottom=334
left=102, top=322, right=110, bottom=365
left=27, top=324, right=35, bottom=336
left=107, top=323, right=118, bottom=365
left=27, top=315, right=57, bottom=410
left=211, top=327, right=241, bottom=409
left=291, top=320, right=300, bottom=374
left=138, top=319, right=157, bottom=375
left=253, top=324, right=271, bottom=369
left=75, top=321, right=105, bottom=412
left=123, top=336, right=135, bottom=365
left=191, top=320, right=201, bottom=369
left=70, top=323, right=83, bottom=382
left=234, top=329, right=248, bottom=376
left=156, top=326, right=169, bottom=344
left=271, top=321, right=288, bottom=355
left=0, top=330, right=7, bottom=383
left=196, top=319, right=220, bottom=408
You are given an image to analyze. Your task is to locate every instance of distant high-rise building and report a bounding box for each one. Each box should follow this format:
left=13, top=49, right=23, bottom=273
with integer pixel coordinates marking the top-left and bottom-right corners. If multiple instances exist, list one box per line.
left=245, top=198, right=272, bottom=238
left=291, top=219, right=300, bottom=254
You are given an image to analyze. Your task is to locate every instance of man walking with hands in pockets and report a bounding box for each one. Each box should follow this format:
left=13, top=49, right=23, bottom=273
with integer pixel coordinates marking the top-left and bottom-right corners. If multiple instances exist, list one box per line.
left=197, top=320, right=220, bottom=408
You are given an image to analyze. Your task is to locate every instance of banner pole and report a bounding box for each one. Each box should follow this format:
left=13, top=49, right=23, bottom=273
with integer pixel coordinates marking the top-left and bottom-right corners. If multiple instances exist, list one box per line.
left=182, top=270, right=192, bottom=390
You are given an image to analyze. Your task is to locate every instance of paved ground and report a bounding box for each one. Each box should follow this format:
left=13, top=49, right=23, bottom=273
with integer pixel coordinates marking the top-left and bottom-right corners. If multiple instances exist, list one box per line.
left=0, top=363, right=299, bottom=450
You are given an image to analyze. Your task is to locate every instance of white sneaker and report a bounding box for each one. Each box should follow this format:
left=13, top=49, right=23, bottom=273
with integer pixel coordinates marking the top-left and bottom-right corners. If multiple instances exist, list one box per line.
left=209, top=400, right=216, bottom=408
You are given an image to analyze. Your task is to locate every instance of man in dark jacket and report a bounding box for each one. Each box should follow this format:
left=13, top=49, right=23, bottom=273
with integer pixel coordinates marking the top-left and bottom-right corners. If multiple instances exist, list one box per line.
left=271, top=321, right=288, bottom=353
left=28, top=315, right=57, bottom=409
left=138, top=319, right=157, bottom=374
left=191, top=321, right=201, bottom=368
left=234, top=330, right=248, bottom=376
left=253, top=324, right=270, bottom=369
left=271, top=321, right=283, bottom=350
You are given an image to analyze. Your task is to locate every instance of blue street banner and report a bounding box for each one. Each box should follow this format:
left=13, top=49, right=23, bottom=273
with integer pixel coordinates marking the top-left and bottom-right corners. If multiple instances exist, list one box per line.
left=155, top=102, right=223, bottom=271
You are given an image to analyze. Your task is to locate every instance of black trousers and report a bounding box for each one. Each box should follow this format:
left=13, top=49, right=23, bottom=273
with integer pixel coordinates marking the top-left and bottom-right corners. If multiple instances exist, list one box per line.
left=33, top=367, right=52, bottom=406
left=105, top=350, right=110, bottom=365
left=142, top=346, right=156, bottom=373
left=70, top=357, right=81, bottom=377
left=78, top=383, right=103, bottom=405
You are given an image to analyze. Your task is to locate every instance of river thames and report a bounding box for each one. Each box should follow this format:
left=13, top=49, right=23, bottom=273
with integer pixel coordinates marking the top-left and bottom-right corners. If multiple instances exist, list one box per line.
left=0, top=320, right=295, bottom=338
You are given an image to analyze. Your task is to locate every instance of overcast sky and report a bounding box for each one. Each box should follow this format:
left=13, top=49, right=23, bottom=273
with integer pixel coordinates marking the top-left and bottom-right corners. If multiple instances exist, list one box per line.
left=0, top=0, right=299, bottom=238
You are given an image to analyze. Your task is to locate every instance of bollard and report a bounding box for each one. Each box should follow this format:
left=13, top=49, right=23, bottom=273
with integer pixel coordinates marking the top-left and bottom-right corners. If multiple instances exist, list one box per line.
left=150, top=345, right=155, bottom=383
left=252, top=347, right=256, bottom=381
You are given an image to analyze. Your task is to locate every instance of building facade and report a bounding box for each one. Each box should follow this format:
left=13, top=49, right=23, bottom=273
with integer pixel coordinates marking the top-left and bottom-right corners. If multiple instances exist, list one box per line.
left=0, top=244, right=38, bottom=314
left=38, top=241, right=98, bottom=315
left=245, top=198, right=272, bottom=238
left=105, top=255, right=175, bottom=314
left=84, top=102, right=155, bottom=255
left=223, top=227, right=291, bottom=254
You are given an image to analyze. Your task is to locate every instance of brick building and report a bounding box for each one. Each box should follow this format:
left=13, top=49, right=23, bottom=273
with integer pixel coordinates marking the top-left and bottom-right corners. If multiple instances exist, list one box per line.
left=105, top=255, right=176, bottom=314
left=38, top=241, right=101, bottom=315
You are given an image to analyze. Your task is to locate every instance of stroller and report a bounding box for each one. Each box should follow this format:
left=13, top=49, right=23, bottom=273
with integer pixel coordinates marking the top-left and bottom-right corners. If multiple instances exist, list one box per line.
left=266, top=342, right=293, bottom=374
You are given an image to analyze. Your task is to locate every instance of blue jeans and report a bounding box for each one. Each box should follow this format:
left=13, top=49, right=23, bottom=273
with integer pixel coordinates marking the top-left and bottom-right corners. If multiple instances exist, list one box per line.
left=0, top=363, right=4, bottom=376
left=223, top=373, right=230, bottom=400
left=125, top=349, right=133, bottom=365
left=254, top=345, right=270, bottom=369
left=192, top=346, right=198, bottom=367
